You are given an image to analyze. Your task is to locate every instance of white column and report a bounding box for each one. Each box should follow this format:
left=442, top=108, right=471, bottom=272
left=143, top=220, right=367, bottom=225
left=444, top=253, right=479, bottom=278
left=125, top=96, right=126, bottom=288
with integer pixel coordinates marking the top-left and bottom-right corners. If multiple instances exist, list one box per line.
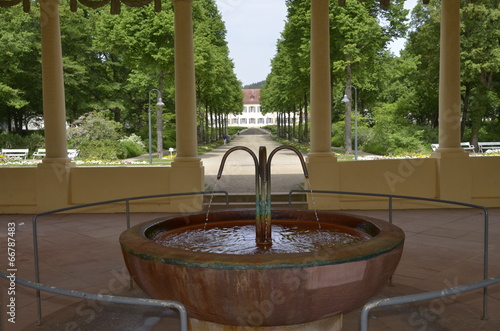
left=435, top=0, right=464, bottom=154
left=37, top=0, right=72, bottom=211
left=306, top=0, right=338, bottom=210
left=170, top=0, right=203, bottom=210
left=39, top=0, right=70, bottom=162
left=173, top=0, right=199, bottom=161
left=432, top=0, right=471, bottom=203
left=309, top=0, right=334, bottom=157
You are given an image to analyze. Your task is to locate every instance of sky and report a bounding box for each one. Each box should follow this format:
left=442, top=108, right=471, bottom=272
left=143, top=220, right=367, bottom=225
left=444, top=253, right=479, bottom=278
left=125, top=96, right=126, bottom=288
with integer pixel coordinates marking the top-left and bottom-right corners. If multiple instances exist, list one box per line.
left=215, top=0, right=418, bottom=87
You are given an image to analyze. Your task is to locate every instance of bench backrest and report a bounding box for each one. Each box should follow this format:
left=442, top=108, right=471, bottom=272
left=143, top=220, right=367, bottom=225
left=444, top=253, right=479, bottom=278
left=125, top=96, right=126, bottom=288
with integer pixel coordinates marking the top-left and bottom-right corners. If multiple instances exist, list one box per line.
left=68, top=149, right=79, bottom=159
left=1, top=149, right=29, bottom=159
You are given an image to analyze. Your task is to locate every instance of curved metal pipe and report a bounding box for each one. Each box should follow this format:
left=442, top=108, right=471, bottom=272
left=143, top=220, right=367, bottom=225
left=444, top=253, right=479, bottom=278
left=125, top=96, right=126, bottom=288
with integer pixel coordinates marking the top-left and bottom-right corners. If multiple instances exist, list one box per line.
left=216, top=146, right=265, bottom=244
left=267, top=145, right=309, bottom=184
left=217, top=146, right=259, bottom=180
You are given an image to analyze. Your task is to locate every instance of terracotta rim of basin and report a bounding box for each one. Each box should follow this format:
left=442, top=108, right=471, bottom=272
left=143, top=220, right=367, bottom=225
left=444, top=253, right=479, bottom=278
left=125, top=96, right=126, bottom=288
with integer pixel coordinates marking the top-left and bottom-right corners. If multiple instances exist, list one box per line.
left=120, top=209, right=405, bottom=269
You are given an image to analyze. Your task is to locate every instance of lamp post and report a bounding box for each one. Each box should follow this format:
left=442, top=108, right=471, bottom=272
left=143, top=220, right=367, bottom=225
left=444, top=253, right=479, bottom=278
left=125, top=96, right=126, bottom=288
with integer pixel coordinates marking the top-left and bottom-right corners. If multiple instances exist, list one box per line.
left=342, top=85, right=358, bottom=160
left=148, top=89, right=165, bottom=164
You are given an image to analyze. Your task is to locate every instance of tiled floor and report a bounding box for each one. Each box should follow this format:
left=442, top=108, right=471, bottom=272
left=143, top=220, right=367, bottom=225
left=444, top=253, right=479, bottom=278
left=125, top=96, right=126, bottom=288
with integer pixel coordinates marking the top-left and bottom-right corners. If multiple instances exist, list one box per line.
left=1, top=208, right=499, bottom=330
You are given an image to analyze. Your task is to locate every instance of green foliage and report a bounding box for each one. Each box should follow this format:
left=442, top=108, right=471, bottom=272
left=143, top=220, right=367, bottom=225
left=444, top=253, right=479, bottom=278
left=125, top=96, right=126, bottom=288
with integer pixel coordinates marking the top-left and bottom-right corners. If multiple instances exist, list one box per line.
left=262, top=125, right=278, bottom=135
left=0, top=0, right=240, bottom=148
left=243, top=81, right=265, bottom=89
left=0, top=131, right=45, bottom=151
left=262, top=0, right=408, bottom=143
left=362, top=103, right=433, bottom=155
left=119, top=134, right=146, bottom=158
left=67, top=111, right=124, bottom=159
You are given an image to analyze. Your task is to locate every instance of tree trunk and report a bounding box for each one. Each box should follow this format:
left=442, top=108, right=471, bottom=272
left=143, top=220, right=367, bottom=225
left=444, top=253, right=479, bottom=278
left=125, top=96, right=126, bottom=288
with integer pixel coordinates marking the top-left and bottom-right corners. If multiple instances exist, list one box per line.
left=292, top=107, right=297, bottom=140
left=344, top=65, right=353, bottom=154
left=204, top=105, right=210, bottom=144
left=298, top=106, right=303, bottom=142
left=277, top=113, right=281, bottom=137
left=210, top=109, right=215, bottom=142
left=303, top=94, right=309, bottom=142
left=461, top=83, right=471, bottom=143
left=156, top=74, right=164, bottom=158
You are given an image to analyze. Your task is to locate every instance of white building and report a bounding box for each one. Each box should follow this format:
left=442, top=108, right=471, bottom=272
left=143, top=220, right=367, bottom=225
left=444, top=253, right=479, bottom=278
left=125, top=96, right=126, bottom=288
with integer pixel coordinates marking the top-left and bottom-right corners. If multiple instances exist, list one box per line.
left=227, top=89, right=277, bottom=127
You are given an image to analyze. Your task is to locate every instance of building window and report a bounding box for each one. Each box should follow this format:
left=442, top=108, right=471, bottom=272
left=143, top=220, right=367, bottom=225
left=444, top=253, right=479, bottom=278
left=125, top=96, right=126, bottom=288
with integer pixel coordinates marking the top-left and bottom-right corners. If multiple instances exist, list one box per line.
left=249, top=118, right=256, bottom=124
left=243, top=106, right=247, bottom=113
left=258, top=118, right=264, bottom=124
left=249, top=106, right=255, bottom=113
left=266, top=118, right=273, bottom=124
left=240, top=118, right=247, bottom=124
left=232, top=118, right=239, bottom=124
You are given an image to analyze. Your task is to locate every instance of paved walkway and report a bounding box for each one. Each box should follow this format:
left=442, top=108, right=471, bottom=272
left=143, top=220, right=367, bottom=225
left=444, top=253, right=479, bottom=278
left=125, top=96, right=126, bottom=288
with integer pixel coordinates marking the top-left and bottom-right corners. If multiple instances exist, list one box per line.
left=202, top=128, right=308, bottom=193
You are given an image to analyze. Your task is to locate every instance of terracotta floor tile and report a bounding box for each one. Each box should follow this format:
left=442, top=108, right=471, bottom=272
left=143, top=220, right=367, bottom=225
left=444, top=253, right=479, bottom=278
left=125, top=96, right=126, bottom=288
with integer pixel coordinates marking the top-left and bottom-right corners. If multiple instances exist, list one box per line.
left=1, top=208, right=499, bottom=330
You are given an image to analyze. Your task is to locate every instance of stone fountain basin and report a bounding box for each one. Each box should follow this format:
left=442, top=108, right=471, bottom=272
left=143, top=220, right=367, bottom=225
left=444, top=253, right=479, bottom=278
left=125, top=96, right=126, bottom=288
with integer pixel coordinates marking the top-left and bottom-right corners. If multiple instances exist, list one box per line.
left=119, top=209, right=404, bottom=327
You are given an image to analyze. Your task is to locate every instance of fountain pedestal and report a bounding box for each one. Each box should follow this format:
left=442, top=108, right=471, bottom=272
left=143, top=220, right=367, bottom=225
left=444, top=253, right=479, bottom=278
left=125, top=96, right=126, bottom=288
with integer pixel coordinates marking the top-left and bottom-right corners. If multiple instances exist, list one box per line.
left=189, top=314, right=342, bottom=330
left=120, top=209, right=404, bottom=329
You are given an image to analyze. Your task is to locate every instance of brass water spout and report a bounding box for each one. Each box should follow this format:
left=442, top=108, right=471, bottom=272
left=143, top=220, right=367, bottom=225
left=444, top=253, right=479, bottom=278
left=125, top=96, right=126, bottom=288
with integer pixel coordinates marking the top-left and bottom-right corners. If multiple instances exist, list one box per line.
left=216, top=146, right=268, bottom=245
left=217, top=145, right=309, bottom=247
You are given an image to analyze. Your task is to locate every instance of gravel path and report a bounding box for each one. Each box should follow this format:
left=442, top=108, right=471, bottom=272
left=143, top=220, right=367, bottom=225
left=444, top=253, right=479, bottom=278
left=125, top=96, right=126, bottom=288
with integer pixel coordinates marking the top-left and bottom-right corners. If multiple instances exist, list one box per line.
left=201, top=128, right=308, bottom=193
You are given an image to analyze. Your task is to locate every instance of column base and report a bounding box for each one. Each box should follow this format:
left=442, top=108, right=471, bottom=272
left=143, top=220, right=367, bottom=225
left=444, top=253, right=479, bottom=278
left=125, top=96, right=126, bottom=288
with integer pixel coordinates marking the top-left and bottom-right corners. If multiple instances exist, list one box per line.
left=431, top=147, right=469, bottom=158
left=189, top=314, right=343, bottom=331
left=170, top=157, right=204, bottom=212
left=36, top=160, right=74, bottom=211
left=431, top=149, right=471, bottom=202
left=306, top=153, right=339, bottom=210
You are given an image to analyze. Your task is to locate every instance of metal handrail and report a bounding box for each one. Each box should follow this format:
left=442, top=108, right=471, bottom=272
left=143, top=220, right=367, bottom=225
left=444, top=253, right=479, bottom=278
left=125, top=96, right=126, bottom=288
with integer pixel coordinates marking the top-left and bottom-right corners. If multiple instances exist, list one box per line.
left=8, top=189, right=495, bottom=330
left=0, top=271, right=188, bottom=331
left=288, top=189, right=493, bottom=327
left=360, top=276, right=500, bottom=331
left=30, top=190, right=228, bottom=328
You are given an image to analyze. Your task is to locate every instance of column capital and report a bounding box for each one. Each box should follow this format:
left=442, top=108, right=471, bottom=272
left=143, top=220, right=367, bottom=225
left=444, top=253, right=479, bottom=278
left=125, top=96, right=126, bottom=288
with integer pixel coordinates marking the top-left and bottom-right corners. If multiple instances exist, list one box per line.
left=431, top=148, right=469, bottom=159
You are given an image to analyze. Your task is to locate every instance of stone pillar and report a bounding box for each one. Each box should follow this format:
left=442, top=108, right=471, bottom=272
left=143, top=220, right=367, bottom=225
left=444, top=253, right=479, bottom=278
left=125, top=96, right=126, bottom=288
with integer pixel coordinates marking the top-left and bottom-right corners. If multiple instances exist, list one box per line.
left=173, top=0, right=199, bottom=161
left=37, top=0, right=73, bottom=211
left=307, top=0, right=339, bottom=209
left=39, top=0, right=70, bottom=162
left=432, top=0, right=471, bottom=203
left=171, top=0, right=204, bottom=210
left=309, top=0, right=334, bottom=157
left=434, top=0, right=465, bottom=154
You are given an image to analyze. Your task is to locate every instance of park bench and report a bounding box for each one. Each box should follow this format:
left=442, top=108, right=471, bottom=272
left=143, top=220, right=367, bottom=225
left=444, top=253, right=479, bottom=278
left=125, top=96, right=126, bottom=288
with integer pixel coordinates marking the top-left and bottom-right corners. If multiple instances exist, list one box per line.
left=1, top=149, right=29, bottom=160
left=478, top=142, right=500, bottom=153
left=32, top=149, right=79, bottom=159
left=32, top=148, right=46, bottom=159
left=431, top=142, right=474, bottom=152
left=68, top=149, right=79, bottom=160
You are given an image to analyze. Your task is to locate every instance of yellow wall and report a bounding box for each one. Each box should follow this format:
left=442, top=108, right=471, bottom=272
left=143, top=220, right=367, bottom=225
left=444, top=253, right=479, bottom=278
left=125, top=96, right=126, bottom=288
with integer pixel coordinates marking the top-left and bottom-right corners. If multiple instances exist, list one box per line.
left=0, top=168, right=37, bottom=213
left=471, top=157, right=500, bottom=206
left=0, top=156, right=499, bottom=214
left=336, top=158, right=437, bottom=209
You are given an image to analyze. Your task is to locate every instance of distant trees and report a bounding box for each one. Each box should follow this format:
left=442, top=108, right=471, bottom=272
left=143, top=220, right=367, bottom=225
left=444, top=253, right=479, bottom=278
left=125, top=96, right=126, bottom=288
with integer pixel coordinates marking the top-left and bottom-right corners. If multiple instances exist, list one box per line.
left=401, top=0, right=500, bottom=148
left=0, top=0, right=242, bottom=151
left=243, top=81, right=265, bottom=89
left=0, top=5, right=42, bottom=134
left=261, top=0, right=499, bottom=155
left=261, top=0, right=408, bottom=148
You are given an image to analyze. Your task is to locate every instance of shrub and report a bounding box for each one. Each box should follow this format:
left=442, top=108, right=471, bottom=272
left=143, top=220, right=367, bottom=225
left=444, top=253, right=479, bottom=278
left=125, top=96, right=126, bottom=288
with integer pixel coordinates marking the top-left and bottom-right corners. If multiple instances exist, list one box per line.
left=79, top=139, right=123, bottom=160
left=68, top=111, right=122, bottom=148
left=0, top=131, right=45, bottom=152
left=119, top=134, right=146, bottom=158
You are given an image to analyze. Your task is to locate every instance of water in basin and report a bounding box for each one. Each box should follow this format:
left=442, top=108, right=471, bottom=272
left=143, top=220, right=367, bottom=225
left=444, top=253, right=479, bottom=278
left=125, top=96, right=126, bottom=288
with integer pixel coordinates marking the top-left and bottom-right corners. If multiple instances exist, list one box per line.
left=153, top=220, right=369, bottom=254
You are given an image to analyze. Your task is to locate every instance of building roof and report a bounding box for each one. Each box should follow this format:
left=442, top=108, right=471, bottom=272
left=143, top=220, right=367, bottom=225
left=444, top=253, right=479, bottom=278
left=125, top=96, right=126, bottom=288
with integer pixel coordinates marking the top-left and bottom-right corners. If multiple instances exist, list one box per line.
left=243, top=89, right=260, bottom=105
